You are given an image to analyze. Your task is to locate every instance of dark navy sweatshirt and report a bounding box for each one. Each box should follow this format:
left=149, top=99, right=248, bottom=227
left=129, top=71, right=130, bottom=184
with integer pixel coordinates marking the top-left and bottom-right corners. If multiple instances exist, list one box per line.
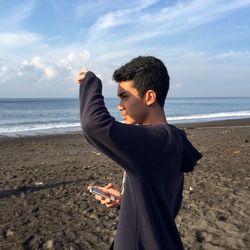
left=79, top=72, right=202, bottom=250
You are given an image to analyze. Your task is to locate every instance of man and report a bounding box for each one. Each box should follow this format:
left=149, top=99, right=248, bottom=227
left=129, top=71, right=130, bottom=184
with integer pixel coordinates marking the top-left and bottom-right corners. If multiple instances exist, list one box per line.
left=77, top=56, right=202, bottom=250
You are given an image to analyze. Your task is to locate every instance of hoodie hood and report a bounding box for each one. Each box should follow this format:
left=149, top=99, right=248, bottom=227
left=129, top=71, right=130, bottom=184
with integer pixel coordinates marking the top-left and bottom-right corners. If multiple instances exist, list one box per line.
left=178, top=129, right=202, bottom=173
left=181, top=131, right=202, bottom=173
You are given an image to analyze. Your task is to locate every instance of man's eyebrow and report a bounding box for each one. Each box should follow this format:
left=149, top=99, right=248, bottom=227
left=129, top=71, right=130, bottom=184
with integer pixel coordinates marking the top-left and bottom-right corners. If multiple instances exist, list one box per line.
left=118, top=91, right=128, bottom=97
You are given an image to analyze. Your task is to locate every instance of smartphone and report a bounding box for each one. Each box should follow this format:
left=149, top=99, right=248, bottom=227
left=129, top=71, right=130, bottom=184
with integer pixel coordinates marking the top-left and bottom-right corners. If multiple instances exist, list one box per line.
left=88, top=186, right=116, bottom=201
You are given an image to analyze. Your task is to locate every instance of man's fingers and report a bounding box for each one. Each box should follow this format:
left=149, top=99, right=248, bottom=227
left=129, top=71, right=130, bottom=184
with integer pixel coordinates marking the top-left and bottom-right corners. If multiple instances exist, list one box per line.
left=95, top=195, right=111, bottom=204
left=77, top=75, right=85, bottom=82
left=95, top=194, right=102, bottom=201
left=95, top=194, right=120, bottom=208
left=79, top=69, right=88, bottom=75
left=101, top=198, right=110, bottom=205
left=106, top=203, right=115, bottom=208
left=106, top=200, right=120, bottom=208
left=106, top=183, right=113, bottom=188
left=76, top=76, right=84, bottom=85
left=76, top=69, right=88, bottom=85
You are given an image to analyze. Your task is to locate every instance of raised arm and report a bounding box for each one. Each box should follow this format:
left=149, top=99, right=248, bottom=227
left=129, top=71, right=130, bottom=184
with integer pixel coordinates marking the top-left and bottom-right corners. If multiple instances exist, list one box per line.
left=78, top=71, right=153, bottom=175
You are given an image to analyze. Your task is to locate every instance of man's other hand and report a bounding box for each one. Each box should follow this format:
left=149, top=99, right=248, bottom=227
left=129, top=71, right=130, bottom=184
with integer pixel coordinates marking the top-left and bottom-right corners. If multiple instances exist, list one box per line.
left=95, top=183, right=122, bottom=208
left=76, top=68, right=88, bottom=85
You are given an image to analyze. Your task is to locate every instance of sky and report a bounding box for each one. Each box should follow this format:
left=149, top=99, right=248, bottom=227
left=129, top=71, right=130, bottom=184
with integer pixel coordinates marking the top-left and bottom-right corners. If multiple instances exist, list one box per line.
left=0, top=0, right=249, bottom=98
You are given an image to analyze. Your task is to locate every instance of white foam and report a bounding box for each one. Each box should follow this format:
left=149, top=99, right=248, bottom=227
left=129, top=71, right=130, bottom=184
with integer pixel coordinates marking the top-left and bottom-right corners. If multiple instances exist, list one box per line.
left=0, top=122, right=80, bottom=134
left=168, top=111, right=250, bottom=122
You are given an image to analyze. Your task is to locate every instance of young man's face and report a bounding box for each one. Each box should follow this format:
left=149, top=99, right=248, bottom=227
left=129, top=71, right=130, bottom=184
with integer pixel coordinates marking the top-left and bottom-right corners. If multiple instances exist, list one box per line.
left=117, top=80, right=148, bottom=125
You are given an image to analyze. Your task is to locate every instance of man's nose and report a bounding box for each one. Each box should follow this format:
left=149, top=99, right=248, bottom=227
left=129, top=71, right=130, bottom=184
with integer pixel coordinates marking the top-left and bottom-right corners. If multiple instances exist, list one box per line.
left=117, top=103, right=123, bottom=111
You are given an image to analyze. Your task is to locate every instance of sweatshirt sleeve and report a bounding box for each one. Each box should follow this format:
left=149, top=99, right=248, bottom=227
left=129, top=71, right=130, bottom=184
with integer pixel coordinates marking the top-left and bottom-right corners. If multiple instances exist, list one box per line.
left=79, top=71, right=153, bottom=175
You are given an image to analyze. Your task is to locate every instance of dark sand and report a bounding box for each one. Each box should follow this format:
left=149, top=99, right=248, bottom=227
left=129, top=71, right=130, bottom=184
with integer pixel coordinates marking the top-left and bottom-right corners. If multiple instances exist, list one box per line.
left=0, top=119, right=249, bottom=250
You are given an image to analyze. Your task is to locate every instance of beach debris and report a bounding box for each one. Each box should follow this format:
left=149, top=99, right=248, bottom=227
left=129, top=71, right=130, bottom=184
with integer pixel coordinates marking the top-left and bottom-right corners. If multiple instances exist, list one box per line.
left=234, top=150, right=240, bottom=154
left=89, top=213, right=98, bottom=220
left=183, top=186, right=194, bottom=195
left=91, top=150, right=101, bottom=155
left=43, top=240, right=54, bottom=249
left=6, top=229, right=14, bottom=237
left=34, top=182, right=43, bottom=186
left=195, top=230, right=205, bottom=243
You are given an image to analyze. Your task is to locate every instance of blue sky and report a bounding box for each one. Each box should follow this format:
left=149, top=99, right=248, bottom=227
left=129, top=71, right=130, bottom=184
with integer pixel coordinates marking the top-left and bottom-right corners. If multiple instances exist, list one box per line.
left=0, top=0, right=249, bottom=98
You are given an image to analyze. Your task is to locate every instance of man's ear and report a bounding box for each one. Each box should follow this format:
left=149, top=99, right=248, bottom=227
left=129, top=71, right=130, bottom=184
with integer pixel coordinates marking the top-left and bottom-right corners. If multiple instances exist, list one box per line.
left=144, top=90, right=157, bottom=106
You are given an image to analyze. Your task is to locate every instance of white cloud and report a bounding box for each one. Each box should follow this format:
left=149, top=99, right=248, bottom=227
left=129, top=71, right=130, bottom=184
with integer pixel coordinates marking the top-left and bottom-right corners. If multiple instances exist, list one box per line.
left=0, top=32, right=44, bottom=51
left=90, top=0, right=158, bottom=31
left=66, top=50, right=91, bottom=64
left=28, top=56, right=56, bottom=80
left=80, top=50, right=91, bottom=61
left=44, top=67, right=56, bottom=80
left=1, top=66, right=8, bottom=72
left=156, top=48, right=250, bottom=65
left=58, top=50, right=93, bottom=78
left=0, top=49, right=93, bottom=88
left=22, top=60, right=29, bottom=66
left=67, top=52, right=75, bottom=62
left=171, top=82, right=183, bottom=89
left=89, top=0, right=250, bottom=46
left=210, top=50, right=250, bottom=60
left=169, top=63, right=250, bottom=97
left=92, top=12, right=123, bottom=30
left=148, top=0, right=250, bottom=26
left=31, top=56, right=43, bottom=68
left=0, top=65, right=9, bottom=82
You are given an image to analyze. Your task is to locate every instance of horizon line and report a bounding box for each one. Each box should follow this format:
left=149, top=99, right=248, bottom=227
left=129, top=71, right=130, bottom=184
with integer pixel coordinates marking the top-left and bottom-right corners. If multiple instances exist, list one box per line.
left=0, top=96, right=249, bottom=99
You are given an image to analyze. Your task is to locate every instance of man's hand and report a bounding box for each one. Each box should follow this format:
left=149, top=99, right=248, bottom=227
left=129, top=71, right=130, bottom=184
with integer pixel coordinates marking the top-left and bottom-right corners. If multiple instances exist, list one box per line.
left=76, top=68, right=88, bottom=85
left=93, top=183, right=122, bottom=208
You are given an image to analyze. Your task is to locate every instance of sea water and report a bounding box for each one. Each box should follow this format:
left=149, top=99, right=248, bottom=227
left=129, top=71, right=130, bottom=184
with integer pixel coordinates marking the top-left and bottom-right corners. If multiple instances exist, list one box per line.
left=0, top=97, right=249, bottom=136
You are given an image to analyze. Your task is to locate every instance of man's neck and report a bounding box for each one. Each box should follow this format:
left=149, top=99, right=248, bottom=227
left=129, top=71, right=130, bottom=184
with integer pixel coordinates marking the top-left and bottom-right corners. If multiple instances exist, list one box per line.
left=143, top=108, right=167, bottom=125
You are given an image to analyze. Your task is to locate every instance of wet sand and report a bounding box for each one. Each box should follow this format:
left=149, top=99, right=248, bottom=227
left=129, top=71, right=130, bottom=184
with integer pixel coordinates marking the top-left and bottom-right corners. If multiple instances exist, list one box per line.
left=0, top=119, right=249, bottom=249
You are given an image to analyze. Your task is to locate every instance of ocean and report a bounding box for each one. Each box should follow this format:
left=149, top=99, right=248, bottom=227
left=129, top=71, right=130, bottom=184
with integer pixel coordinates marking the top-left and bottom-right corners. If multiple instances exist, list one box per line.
left=0, top=97, right=249, bottom=136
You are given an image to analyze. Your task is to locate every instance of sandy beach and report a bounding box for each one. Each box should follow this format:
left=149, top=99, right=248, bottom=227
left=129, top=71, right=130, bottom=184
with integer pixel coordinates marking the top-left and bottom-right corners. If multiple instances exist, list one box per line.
left=0, top=119, right=249, bottom=250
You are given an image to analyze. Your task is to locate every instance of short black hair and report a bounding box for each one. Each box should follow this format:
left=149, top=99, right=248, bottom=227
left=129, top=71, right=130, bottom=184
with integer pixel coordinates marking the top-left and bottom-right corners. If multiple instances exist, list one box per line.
left=113, top=56, right=169, bottom=107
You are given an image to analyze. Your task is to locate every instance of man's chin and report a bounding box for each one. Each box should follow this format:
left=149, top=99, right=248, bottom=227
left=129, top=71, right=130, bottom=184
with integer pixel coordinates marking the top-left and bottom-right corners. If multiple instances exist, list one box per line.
left=122, top=116, right=139, bottom=125
left=125, top=119, right=137, bottom=125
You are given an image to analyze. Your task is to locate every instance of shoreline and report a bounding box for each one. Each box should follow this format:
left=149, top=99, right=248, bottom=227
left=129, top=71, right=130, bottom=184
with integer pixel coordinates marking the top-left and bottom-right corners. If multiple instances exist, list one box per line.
left=0, top=118, right=250, bottom=141
left=175, top=117, right=250, bottom=128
